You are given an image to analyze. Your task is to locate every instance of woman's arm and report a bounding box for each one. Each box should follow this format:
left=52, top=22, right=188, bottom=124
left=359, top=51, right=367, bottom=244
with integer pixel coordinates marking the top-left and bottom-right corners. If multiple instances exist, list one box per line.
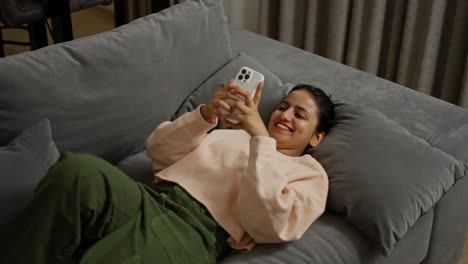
left=146, top=106, right=216, bottom=172
left=146, top=82, right=236, bottom=172
left=239, top=137, right=328, bottom=242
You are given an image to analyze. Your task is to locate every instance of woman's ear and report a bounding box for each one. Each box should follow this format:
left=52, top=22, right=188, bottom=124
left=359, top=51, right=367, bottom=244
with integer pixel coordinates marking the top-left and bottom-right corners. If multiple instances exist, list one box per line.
left=309, top=132, right=325, bottom=147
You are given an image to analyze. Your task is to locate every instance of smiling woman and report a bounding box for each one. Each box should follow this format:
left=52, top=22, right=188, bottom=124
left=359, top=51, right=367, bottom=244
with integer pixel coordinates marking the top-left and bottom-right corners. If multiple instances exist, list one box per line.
left=267, top=84, right=335, bottom=156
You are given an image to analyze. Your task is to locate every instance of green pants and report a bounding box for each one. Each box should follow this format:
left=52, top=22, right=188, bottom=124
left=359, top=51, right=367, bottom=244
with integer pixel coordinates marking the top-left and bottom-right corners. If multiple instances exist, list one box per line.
left=1, top=152, right=230, bottom=264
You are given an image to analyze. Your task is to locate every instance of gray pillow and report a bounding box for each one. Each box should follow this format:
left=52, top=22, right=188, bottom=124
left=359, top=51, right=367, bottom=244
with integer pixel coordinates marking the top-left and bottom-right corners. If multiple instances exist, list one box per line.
left=0, top=119, right=60, bottom=234
left=0, top=0, right=231, bottom=163
left=173, top=52, right=294, bottom=128
left=307, top=102, right=467, bottom=256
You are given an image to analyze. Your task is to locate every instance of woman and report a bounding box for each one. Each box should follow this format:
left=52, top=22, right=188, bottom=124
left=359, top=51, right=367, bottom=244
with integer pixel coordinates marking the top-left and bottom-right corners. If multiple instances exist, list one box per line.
left=1, top=81, right=335, bottom=263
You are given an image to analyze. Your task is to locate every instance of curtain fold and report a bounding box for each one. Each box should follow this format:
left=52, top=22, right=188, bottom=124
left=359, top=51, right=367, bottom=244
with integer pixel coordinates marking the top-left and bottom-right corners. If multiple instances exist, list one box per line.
left=120, top=0, right=152, bottom=22
left=119, top=0, right=185, bottom=23
left=223, top=0, right=468, bottom=108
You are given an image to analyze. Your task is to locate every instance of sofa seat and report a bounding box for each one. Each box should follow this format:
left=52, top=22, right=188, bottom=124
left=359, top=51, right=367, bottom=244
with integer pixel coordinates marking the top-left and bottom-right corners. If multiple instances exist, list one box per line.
left=223, top=211, right=433, bottom=264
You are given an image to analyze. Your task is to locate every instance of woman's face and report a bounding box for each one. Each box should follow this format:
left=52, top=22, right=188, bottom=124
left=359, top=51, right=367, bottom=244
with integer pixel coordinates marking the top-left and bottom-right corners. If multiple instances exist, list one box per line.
left=267, top=89, right=324, bottom=156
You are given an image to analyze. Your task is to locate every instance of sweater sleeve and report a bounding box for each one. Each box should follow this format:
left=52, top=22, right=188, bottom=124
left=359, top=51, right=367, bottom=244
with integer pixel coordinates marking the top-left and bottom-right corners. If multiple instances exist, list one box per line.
left=146, top=105, right=217, bottom=172
left=239, top=136, right=328, bottom=243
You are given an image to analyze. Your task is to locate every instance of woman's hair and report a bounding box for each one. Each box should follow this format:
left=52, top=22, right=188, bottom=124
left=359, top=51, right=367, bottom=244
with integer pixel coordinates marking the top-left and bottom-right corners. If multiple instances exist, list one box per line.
left=289, top=84, right=335, bottom=134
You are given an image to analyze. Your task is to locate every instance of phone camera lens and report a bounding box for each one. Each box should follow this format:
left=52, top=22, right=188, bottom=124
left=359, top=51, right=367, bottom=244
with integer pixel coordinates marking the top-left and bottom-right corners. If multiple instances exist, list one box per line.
left=238, top=75, right=243, bottom=80
left=245, top=74, right=250, bottom=80
left=241, top=69, right=247, bottom=74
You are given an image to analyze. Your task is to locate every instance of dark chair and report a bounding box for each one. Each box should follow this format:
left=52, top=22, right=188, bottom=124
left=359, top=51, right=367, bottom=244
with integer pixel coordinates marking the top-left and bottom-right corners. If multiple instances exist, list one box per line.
left=0, top=0, right=112, bottom=57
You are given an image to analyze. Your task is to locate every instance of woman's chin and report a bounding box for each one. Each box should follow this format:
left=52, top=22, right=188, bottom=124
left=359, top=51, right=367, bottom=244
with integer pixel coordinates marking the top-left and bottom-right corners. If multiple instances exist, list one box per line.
left=270, top=132, right=290, bottom=143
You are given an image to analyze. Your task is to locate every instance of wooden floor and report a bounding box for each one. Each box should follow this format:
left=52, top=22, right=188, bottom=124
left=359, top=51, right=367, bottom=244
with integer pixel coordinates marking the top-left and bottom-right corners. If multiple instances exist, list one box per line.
left=462, top=236, right=468, bottom=264
left=2, top=5, right=468, bottom=264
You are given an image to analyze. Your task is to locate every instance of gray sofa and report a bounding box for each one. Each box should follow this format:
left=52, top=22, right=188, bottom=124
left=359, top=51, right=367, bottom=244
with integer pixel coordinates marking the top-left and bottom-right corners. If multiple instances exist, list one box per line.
left=0, top=0, right=467, bottom=263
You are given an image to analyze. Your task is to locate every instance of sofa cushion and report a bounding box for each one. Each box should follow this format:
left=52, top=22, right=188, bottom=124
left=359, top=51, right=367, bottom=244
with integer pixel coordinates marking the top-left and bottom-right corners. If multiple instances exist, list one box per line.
left=116, top=150, right=154, bottom=185
left=307, top=102, right=467, bottom=256
left=0, top=119, right=60, bottom=234
left=221, top=211, right=433, bottom=264
left=173, top=52, right=294, bottom=128
left=0, top=0, right=232, bottom=163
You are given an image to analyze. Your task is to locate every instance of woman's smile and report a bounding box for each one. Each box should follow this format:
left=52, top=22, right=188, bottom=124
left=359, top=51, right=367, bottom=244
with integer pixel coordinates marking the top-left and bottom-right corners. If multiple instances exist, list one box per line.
left=274, top=122, right=293, bottom=133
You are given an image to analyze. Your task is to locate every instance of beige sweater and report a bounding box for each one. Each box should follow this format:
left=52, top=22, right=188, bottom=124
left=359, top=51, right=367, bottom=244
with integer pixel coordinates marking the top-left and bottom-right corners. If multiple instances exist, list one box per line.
left=146, top=106, right=328, bottom=251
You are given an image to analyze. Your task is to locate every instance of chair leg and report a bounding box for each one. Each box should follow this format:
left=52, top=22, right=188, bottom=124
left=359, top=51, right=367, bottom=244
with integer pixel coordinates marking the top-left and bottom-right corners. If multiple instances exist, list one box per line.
left=51, top=15, right=73, bottom=43
left=0, top=27, right=5, bottom=57
left=29, top=21, right=48, bottom=50
left=50, top=0, right=73, bottom=43
left=114, top=0, right=125, bottom=27
left=151, top=0, right=171, bottom=13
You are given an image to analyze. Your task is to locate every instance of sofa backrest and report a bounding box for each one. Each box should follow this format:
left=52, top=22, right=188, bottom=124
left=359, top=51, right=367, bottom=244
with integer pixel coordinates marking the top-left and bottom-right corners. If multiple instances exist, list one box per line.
left=0, top=0, right=232, bottom=163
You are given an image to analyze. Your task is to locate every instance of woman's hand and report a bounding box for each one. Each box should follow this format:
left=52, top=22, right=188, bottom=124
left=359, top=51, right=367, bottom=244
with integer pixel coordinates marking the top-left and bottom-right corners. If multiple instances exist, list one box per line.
left=200, top=80, right=236, bottom=124
left=224, top=81, right=269, bottom=137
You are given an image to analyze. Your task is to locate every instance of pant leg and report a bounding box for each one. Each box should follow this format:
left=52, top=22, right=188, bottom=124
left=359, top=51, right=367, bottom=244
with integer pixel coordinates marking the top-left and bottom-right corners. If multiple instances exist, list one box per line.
left=1, top=151, right=144, bottom=264
left=78, top=184, right=218, bottom=264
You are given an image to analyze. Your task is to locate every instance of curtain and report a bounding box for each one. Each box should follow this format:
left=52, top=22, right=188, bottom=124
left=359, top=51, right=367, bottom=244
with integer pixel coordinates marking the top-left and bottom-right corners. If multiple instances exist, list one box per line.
left=118, top=0, right=151, bottom=22
left=118, top=0, right=186, bottom=23
left=223, top=0, right=468, bottom=108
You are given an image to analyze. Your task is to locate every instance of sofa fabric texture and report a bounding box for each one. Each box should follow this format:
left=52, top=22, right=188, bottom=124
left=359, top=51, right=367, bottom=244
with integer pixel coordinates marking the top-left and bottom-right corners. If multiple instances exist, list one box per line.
left=0, top=0, right=232, bottom=163
left=116, top=150, right=153, bottom=185
left=0, top=119, right=59, bottom=234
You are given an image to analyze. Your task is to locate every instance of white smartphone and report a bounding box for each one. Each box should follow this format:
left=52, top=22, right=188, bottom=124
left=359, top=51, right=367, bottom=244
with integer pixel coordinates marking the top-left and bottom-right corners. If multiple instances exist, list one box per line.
left=220, top=66, right=265, bottom=124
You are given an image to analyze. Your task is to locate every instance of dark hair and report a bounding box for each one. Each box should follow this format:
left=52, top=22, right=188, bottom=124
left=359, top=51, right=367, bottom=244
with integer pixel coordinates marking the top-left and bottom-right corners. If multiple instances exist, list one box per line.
left=288, top=84, right=335, bottom=134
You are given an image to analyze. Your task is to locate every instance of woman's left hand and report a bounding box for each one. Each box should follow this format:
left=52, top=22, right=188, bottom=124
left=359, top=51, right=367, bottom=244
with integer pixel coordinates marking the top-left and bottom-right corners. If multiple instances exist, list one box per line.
left=223, top=81, right=270, bottom=137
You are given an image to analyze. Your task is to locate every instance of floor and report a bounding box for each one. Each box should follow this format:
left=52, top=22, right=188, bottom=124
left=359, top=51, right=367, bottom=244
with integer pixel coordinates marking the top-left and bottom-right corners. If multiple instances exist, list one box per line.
left=2, top=4, right=468, bottom=264
left=462, top=237, right=468, bottom=264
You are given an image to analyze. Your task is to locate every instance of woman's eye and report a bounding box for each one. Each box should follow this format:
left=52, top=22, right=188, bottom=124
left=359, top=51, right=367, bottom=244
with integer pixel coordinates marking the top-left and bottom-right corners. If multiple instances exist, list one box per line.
left=278, top=106, right=286, bottom=111
left=295, top=113, right=306, bottom=119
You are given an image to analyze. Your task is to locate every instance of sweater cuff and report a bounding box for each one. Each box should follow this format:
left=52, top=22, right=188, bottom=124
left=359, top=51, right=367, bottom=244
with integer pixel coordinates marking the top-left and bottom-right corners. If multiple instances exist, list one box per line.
left=195, top=105, right=218, bottom=127
left=250, top=136, right=276, bottom=155
left=180, top=105, right=217, bottom=133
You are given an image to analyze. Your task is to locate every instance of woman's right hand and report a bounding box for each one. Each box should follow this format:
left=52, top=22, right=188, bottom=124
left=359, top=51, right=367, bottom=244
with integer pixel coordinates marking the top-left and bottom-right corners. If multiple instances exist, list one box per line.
left=200, top=80, right=236, bottom=124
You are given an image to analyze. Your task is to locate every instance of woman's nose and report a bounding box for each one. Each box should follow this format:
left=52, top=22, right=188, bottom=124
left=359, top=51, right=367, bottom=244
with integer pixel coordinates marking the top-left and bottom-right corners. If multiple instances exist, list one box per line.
left=280, top=109, right=293, bottom=121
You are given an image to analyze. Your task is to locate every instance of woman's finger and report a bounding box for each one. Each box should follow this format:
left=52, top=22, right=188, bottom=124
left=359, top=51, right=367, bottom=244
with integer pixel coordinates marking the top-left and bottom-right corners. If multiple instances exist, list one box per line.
left=226, top=91, right=244, bottom=102
left=253, top=81, right=264, bottom=106
left=225, top=113, right=243, bottom=123
left=230, top=100, right=249, bottom=113
left=217, top=99, right=231, bottom=113
left=230, top=87, right=254, bottom=106
left=214, top=80, right=234, bottom=97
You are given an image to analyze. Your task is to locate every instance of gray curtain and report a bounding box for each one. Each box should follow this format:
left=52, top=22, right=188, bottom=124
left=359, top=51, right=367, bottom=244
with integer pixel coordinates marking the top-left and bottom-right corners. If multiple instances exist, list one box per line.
left=119, top=0, right=151, bottom=22
left=234, top=0, right=468, bottom=108
left=119, top=0, right=185, bottom=22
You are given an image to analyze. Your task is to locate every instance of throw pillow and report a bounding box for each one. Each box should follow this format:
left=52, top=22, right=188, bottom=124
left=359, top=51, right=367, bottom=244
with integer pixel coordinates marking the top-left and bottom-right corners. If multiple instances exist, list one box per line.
left=172, top=52, right=294, bottom=128
left=0, top=119, right=60, bottom=234
left=307, top=102, right=466, bottom=256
